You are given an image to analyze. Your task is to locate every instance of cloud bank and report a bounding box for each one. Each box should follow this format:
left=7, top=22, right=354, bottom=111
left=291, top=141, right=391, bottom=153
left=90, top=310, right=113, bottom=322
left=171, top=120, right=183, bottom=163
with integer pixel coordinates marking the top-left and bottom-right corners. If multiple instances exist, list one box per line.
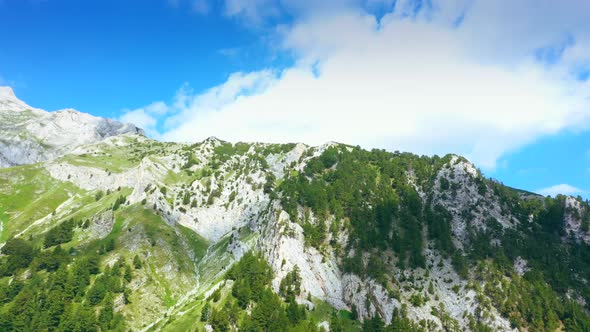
left=122, top=0, right=590, bottom=169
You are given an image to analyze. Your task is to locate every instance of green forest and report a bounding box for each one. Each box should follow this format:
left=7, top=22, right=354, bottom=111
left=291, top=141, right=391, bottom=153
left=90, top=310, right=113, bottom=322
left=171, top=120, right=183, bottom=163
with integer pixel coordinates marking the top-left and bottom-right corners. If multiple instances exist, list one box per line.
left=278, top=146, right=590, bottom=331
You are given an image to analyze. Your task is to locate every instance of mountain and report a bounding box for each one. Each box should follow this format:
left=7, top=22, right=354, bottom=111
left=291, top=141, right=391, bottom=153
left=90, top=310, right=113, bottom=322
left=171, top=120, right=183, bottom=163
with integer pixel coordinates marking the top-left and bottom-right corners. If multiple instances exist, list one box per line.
left=0, top=87, right=143, bottom=168
left=0, top=92, right=589, bottom=332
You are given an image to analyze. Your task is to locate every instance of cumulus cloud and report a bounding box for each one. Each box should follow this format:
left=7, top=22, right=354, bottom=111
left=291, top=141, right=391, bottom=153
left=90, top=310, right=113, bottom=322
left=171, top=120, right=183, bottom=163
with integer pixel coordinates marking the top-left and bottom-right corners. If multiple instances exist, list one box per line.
left=120, top=101, right=171, bottom=138
left=537, top=184, right=586, bottom=197
left=127, top=0, right=590, bottom=169
left=120, top=109, right=156, bottom=129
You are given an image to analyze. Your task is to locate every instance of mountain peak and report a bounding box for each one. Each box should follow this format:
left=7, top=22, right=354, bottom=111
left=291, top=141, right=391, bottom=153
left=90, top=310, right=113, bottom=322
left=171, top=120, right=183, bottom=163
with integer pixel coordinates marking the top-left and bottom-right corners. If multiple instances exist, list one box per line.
left=0, top=86, right=16, bottom=100
left=0, top=86, right=39, bottom=113
left=0, top=88, right=144, bottom=168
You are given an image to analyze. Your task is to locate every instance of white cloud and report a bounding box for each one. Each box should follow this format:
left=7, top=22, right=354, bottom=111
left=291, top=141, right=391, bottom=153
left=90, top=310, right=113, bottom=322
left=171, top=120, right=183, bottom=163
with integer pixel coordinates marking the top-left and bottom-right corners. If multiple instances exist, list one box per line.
left=120, top=101, right=172, bottom=138
left=143, top=101, right=169, bottom=115
left=126, top=1, right=590, bottom=170
left=537, top=184, right=585, bottom=197
left=120, top=109, right=157, bottom=130
left=162, top=71, right=276, bottom=130
left=458, top=0, right=590, bottom=64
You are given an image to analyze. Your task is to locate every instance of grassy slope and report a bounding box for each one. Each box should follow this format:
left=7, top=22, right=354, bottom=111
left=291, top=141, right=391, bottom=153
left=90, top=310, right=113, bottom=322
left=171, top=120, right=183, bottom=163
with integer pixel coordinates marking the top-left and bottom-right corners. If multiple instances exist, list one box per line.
left=106, top=205, right=205, bottom=329
left=0, top=164, right=82, bottom=241
left=58, top=135, right=179, bottom=173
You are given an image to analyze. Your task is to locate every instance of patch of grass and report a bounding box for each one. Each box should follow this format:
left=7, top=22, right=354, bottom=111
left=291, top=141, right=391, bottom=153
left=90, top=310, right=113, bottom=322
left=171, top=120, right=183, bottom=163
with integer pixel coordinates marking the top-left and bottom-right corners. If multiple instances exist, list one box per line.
left=116, top=205, right=199, bottom=274
left=60, top=135, right=175, bottom=173
left=63, top=151, right=138, bottom=173
left=0, top=165, right=83, bottom=241
left=310, top=298, right=360, bottom=331
left=101, top=205, right=203, bottom=326
left=164, top=169, right=193, bottom=187
left=177, top=224, right=209, bottom=261
left=196, top=235, right=235, bottom=291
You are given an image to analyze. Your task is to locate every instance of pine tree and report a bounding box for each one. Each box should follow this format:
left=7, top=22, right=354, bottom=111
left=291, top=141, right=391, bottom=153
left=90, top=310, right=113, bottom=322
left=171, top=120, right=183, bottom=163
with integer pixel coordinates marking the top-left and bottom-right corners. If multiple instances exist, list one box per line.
left=200, top=302, right=211, bottom=322
left=209, top=308, right=230, bottom=332
left=133, top=255, right=143, bottom=269
left=74, top=304, right=98, bottom=332
left=99, top=292, right=115, bottom=330
left=124, top=264, right=133, bottom=282
left=87, top=275, right=108, bottom=305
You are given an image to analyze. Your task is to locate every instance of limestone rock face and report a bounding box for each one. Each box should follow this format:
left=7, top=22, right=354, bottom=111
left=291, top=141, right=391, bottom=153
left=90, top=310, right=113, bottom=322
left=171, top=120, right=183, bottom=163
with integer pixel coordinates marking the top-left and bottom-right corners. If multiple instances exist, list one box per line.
left=564, top=196, right=590, bottom=244
left=0, top=87, right=143, bottom=168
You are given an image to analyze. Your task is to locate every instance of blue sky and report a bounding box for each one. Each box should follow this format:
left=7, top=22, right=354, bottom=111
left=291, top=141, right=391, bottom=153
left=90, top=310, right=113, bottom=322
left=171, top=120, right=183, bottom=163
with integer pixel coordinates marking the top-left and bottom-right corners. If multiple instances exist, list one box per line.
left=2, top=0, right=590, bottom=197
left=0, top=0, right=280, bottom=117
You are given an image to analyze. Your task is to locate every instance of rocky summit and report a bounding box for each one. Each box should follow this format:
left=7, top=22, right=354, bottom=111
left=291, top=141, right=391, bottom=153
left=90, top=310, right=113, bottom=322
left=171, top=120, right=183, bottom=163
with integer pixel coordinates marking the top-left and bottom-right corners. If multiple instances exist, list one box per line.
left=0, top=87, right=143, bottom=168
left=0, top=91, right=589, bottom=332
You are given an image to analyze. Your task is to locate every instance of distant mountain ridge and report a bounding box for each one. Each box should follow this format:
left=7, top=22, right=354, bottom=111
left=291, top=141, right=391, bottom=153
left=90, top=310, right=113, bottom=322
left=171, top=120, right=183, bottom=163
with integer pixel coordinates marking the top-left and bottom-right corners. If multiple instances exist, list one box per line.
left=0, top=86, right=143, bottom=168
